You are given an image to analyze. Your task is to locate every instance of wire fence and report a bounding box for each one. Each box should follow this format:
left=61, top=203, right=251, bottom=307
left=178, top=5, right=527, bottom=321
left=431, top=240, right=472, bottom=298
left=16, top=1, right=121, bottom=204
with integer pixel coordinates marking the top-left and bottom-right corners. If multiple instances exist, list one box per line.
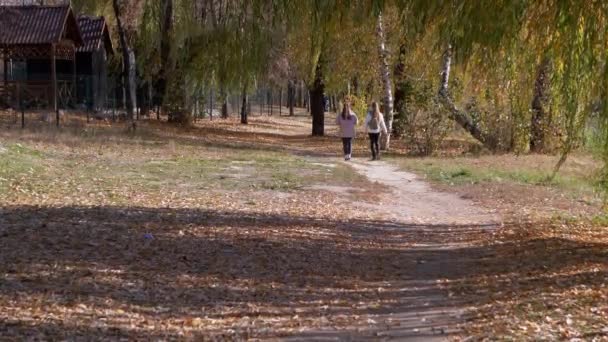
left=200, top=86, right=310, bottom=121
left=1, top=71, right=319, bottom=128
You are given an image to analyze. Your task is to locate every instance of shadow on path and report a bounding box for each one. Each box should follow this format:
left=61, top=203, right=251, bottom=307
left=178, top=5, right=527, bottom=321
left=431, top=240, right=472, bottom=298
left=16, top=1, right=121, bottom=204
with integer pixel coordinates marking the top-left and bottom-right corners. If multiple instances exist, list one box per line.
left=1, top=205, right=605, bottom=339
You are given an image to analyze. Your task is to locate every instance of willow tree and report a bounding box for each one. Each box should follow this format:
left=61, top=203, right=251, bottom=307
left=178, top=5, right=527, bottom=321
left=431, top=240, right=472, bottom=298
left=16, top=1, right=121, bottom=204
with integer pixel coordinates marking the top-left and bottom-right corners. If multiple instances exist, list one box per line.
left=282, top=0, right=335, bottom=136
left=234, top=2, right=276, bottom=124
left=279, top=0, right=392, bottom=136
left=158, top=0, right=173, bottom=117
left=395, top=0, right=608, bottom=178
left=137, top=0, right=194, bottom=124
left=184, top=0, right=274, bottom=121
left=530, top=57, right=552, bottom=153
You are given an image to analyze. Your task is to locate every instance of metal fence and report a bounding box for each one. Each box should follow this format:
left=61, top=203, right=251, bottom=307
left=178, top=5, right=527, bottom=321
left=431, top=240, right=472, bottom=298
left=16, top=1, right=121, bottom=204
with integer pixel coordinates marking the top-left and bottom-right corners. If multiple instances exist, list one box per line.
left=200, top=86, right=310, bottom=121
left=1, top=75, right=315, bottom=128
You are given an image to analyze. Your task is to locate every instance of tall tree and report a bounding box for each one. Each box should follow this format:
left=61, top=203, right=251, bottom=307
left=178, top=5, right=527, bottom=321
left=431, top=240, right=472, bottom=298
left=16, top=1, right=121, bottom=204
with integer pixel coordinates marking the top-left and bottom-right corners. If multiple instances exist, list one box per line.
left=437, top=44, right=494, bottom=149
left=530, top=57, right=551, bottom=153
left=240, top=81, right=248, bottom=124
left=310, top=56, right=325, bottom=136
left=112, top=0, right=137, bottom=127
left=158, top=0, right=173, bottom=119
left=376, top=12, right=394, bottom=150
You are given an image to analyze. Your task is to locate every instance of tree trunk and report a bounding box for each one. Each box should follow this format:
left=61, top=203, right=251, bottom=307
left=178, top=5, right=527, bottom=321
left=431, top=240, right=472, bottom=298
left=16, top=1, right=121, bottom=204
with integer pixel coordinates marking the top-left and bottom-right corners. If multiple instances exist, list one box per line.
left=310, top=61, right=325, bottom=136
left=392, top=43, right=407, bottom=137
left=376, top=13, right=394, bottom=150
left=220, top=86, right=228, bottom=119
left=158, top=0, right=173, bottom=116
left=209, top=88, right=214, bottom=120
left=141, top=81, right=149, bottom=118
left=279, top=88, right=283, bottom=116
left=288, top=80, right=295, bottom=116
left=240, top=84, right=248, bottom=124
left=269, top=89, right=273, bottom=116
left=393, top=43, right=407, bottom=115
left=112, top=0, right=136, bottom=127
left=438, top=44, right=494, bottom=149
left=530, top=58, right=551, bottom=153
left=121, top=82, right=126, bottom=109
left=298, top=81, right=303, bottom=107
left=127, top=49, right=137, bottom=118
left=221, top=100, right=228, bottom=119
left=307, top=90, right=311, bottom=114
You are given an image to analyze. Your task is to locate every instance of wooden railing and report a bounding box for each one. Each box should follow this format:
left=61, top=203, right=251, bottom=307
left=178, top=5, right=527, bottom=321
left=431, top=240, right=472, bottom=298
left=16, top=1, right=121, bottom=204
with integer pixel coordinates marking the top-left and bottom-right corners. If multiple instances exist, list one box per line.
left=0, top=80, right=74, bottom=109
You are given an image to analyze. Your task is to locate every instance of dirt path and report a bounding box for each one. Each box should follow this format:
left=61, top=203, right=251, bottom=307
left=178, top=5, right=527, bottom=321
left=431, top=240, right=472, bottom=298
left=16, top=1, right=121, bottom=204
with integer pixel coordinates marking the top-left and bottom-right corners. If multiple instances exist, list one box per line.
left=349, top=160, right=500, bottom=226
left=293, top=158, right=501, bottom=341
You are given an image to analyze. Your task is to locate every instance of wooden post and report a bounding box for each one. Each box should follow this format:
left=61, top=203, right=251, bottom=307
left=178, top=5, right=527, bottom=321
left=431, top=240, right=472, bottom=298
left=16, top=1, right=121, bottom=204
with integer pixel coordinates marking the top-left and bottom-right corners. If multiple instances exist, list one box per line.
left=279, top=88, right=283, bottom=116
left=112, top=94, right=116, bottom=122
left=51, top=44, right=59, bottom=127
left=297, top=81, right=301, bottom=107
left=270, top=89, right=273, bottom=116
left=265, top=90, right=268, bottom=115
left=72, top=46, right=76, bottom=108
left=3, top=57, right=7, bottom=86
left=307, top=90, right=311, bottom=114
left=209, top=88, right=213, bottom=121
left=260, top=90, right=263, bottom=115
left=18, top=82, right=24, bottom=129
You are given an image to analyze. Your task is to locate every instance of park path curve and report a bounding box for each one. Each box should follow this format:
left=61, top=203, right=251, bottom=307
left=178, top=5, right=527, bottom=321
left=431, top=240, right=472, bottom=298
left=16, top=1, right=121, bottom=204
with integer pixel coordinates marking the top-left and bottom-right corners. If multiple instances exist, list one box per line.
left=348, top=160, right=500, bottom=226
left=290, top=158, right=500, bottom=341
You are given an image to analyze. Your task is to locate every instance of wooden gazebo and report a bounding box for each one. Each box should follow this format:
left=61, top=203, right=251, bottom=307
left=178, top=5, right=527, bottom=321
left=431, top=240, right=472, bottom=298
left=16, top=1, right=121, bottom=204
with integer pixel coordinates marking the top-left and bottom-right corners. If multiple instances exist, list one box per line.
left=0, top=5, right=83, bottom=110
left=76, top=15, right=113, bottom=110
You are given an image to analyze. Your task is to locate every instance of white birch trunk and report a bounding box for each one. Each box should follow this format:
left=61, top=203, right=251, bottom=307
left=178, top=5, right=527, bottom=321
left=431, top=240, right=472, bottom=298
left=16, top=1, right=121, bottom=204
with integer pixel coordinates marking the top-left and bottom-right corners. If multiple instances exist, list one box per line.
left=128, top=48, right=137, bottom=120
left=376, top=13, right=394, bottom=150
left=438, top=44, right=492, bottom=149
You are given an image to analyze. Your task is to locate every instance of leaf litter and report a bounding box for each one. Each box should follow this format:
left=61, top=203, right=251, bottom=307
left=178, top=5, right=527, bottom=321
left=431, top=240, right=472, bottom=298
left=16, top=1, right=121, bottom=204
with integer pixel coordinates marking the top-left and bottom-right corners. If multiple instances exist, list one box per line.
left=0, top=114, right=606, bottom=340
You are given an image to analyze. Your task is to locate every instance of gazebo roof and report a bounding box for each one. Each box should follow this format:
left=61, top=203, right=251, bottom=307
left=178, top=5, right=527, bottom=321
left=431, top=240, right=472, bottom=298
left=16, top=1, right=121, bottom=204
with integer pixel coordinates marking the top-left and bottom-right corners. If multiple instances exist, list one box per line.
left=0, top=5, right=83, bottom=46
left=77, top=15, right=113, bottom=54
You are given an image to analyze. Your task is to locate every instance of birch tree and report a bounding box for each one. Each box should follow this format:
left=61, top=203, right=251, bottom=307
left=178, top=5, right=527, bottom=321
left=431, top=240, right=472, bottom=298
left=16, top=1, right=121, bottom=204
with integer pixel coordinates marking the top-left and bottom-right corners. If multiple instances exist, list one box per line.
left=376, top=12, right=394, bottom=150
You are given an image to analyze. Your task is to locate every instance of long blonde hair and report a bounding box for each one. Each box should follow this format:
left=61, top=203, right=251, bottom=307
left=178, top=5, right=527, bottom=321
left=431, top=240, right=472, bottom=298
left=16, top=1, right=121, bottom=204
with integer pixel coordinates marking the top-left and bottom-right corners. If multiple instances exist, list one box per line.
left=371, top=102, right=381, bottom=119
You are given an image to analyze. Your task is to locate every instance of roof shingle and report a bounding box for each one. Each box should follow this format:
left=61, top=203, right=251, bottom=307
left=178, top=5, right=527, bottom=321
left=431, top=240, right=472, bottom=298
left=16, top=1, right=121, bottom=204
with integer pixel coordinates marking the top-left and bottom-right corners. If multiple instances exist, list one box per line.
left=0, top=5, right=82, bottom=45
left=77, top=15, right=112, bottom=53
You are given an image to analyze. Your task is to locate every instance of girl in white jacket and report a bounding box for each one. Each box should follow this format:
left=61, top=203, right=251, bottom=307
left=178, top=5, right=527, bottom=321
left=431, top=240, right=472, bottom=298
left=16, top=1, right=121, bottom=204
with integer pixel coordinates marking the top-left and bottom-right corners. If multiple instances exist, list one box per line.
left=364, top=102, right=388, bottom=160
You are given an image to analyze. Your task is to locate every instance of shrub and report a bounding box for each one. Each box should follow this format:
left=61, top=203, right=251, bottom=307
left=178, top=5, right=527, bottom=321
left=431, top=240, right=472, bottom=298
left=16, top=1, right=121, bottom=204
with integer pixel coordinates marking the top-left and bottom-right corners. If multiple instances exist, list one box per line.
left=393, top=78, right=451, bottom=156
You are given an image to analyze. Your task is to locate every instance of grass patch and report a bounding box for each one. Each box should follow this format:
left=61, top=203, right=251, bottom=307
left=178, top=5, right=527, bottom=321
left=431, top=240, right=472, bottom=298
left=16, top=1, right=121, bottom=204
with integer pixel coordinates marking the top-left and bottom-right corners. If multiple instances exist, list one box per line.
left=394, top=154, right=599, bottom=195
left=0, top=134, right=342, bottom=205
left=0, top=143, right=47, bottom=195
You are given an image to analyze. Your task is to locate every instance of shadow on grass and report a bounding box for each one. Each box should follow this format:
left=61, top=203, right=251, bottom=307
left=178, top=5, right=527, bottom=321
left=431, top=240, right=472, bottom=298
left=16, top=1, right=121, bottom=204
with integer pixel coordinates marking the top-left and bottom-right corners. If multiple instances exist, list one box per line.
left=1, top=205, right=606, bottom=339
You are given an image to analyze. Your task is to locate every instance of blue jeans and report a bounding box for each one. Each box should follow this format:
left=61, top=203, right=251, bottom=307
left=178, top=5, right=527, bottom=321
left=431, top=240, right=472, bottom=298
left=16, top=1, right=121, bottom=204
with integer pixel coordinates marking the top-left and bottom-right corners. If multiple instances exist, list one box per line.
left=341, top=137, right=352, bottom=155
left=369, top=133, right=380, bottom=159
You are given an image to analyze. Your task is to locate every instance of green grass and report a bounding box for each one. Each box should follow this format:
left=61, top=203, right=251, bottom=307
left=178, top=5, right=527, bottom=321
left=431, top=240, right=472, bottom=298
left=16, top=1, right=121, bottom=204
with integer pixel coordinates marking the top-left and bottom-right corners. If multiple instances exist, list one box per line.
left=424, top=165, right=552, bottom=185
left=394, top=156, right=598, bottom=196
left=0, top=143, right=47, bottom=194
left=0, top=140, right=355, bottom=205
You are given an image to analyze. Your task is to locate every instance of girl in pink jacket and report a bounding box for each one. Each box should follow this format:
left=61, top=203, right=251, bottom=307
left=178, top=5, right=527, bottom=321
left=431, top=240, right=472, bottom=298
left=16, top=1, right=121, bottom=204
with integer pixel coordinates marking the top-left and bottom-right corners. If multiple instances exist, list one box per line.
left=336, top=103, right=358, bottom=160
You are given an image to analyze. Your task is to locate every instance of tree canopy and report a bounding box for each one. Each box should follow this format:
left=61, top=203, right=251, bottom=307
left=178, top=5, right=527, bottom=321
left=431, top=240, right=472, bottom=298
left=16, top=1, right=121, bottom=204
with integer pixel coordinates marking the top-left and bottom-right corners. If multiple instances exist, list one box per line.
left=73, top=0, right=608, bottom=184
